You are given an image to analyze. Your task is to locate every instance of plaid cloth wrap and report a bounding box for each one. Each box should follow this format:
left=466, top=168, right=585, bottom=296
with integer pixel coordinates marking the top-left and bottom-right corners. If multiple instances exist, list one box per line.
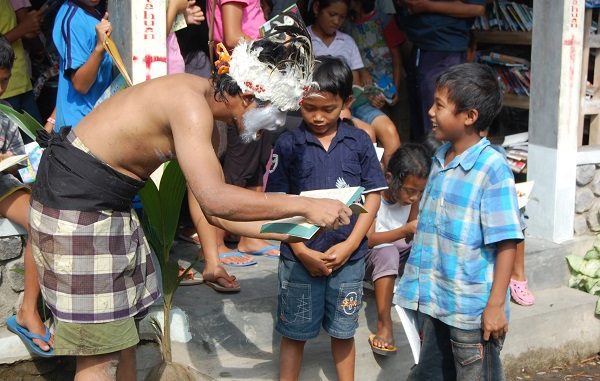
left=29, top=133, right=160, bottom=323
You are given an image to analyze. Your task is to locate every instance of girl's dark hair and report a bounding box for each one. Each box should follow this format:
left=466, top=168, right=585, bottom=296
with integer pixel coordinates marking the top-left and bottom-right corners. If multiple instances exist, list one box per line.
left=307, top=0, right=350, bottom=25
left=422, top=133, right=443, bottom=157
left=211, top=38, right=294, bottom=103
left=312, top=55, right=353, bottom=100
left=436, top=63, right=503, bottom=133
left=0, top=36, right=15, bottom=70
left=387, top=143, right=432, bottom=192
left=353, top=0, right=375, bottom=13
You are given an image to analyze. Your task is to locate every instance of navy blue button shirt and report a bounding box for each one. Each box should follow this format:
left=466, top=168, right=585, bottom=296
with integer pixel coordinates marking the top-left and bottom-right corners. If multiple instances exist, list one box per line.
left=397, top=0, right=486, bottom=52
left=266, top=121, right=387, bottom=261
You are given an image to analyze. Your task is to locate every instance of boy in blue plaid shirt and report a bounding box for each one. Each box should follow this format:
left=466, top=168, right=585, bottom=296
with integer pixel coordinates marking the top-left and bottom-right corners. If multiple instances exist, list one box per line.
left=394, top=63, right=523, bottom=380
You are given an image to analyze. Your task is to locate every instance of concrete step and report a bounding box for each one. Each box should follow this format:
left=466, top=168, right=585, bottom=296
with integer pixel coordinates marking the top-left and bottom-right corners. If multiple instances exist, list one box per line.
left=523, top=236, right=595, bottom=290
left=1, top=240, right=598, bottom=381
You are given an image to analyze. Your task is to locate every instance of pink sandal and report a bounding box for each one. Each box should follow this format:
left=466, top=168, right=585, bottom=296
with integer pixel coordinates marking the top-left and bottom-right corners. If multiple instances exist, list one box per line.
left=510, top=279, right=535, bottom=306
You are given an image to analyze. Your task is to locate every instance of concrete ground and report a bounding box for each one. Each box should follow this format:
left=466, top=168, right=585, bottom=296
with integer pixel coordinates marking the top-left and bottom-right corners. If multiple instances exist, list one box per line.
left=0, top=236, right=599, bottom=380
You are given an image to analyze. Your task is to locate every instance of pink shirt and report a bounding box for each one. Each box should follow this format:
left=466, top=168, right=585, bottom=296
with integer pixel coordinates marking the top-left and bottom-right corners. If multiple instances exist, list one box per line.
left=9, top=0, right=30, bottom=11
left=207, top=0, right=265, bottom=46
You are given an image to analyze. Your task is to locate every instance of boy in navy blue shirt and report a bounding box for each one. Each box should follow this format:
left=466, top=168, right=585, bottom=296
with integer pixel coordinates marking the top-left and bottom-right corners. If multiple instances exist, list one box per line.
left=266, top=56, right=386, bottom=381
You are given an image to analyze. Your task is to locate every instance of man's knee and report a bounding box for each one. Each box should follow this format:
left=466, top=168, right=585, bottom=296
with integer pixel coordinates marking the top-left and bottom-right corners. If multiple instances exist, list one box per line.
left=75, top=353, right=119, bottom=380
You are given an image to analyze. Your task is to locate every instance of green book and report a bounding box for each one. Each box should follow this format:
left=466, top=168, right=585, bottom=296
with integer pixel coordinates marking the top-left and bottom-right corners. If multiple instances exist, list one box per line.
left=261, top=186, right=366, bottom=240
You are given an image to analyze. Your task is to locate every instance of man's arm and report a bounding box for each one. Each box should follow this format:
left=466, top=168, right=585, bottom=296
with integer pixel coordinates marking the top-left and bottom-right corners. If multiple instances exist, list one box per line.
left=4, top=8, right=40, bottom=43
left=404, top=0, right=485, bottom=18
left=482, top=239, right=516, bottom=341
left=171, top=101, right=352, bottom=229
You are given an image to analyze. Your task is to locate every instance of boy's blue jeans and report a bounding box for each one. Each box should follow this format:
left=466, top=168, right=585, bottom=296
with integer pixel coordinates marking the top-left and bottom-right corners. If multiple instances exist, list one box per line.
left=408, top=312, right=505, bottom=381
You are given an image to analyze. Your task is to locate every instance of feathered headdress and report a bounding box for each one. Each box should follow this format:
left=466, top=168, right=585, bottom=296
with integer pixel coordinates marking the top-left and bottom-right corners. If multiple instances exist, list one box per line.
left=222, top=11, right=316, bottom=112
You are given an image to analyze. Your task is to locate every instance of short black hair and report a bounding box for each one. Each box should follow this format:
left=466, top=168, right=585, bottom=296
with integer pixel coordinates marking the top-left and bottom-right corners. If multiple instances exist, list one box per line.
left=312, top=56, right=353, bottom=101
left=353, top=0, right=375, bottom=13
left=436, top=63, right=503, bottom=133
left=307, top=0, right=350, bottom=25
left=387, top=143, right=431, bottom=193
left=0, top=36, right=15, bottom=70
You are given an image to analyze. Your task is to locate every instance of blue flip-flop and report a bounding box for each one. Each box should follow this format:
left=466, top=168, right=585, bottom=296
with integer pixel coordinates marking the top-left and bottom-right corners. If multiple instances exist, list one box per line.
left=219, top=252, right=258, bottom=267
left=240, top=244, right=280, bottom=258
left=6, top=315, right=54, bottom=358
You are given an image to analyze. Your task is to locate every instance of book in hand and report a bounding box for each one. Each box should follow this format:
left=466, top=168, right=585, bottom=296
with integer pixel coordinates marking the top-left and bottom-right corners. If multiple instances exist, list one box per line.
left=0, top=154, right=27, bottom=172
left=515, top=181, right=534, bottom=209
left=260, top=186, right=366, bottom=239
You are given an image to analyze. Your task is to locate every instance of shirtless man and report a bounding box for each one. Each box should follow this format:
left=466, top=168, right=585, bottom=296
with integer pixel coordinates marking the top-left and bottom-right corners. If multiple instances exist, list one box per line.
left=26, top=23, right=351, bottom=380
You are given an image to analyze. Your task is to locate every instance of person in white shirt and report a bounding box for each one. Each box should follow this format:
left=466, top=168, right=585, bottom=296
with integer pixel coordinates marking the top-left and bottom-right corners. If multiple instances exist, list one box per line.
left=365, top=143, right=431, bottom=355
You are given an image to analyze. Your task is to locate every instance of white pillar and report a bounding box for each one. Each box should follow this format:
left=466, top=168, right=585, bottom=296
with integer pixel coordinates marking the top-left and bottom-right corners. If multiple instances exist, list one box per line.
left=527, top=0, right=584, bottom=242
left=108, top=0, right=167, bottom=84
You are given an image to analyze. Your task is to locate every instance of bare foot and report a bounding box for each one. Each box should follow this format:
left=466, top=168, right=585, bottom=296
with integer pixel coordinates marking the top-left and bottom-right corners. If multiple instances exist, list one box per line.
left=217, top=244, right=255, bottom=265
left=237, top=238, right=280, bottom=257
left=372, top=322, right=395, bottom=350
left=15, top=308, right=53, bottom=352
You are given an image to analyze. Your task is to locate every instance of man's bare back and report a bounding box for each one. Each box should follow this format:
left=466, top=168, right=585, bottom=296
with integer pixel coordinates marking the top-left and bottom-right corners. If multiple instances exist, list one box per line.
left=75, top=74, right=214, bottom=181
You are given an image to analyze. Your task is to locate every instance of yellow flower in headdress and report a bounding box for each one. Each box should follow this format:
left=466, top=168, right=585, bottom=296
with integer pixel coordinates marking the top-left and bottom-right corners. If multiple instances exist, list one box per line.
left=215, top=43, right=231, bottom=75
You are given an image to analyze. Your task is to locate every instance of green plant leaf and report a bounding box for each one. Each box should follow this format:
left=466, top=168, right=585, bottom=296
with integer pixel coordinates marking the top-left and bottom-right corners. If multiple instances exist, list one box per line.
left=0, top=103, right=44, bottom=141
left=159, top=161, right=186, bottom=254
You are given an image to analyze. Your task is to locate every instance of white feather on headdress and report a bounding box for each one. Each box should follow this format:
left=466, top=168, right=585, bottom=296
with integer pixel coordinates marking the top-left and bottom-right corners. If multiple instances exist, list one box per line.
left=228, top=12, right=315, bottom=112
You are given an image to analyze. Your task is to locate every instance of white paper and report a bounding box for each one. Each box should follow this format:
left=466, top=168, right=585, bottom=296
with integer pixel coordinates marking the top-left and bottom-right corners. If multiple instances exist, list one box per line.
left=374, top=144, right=385, bottom=162
left=516, top=181, right=534, bottom=209
left=0, top=154, right=27, bottom=172
left=502, top=132, right=529, bottom=148
left=395, top=305, right=421, bottom=364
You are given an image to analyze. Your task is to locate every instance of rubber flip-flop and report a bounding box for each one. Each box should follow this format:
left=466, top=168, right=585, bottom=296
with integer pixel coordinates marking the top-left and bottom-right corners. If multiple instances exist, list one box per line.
left=219, top=252, right=257, bottom=267
left=240, top=244, right=280, bottom=258
left=178, top=265, right=204, bottom=286
left=368, top=334, right=397, bottom=356
left=6, top=315, right=54, bottom=358
left=204, top=277, right=241, bottom=293
left=178, top=232, right=201, bottom=246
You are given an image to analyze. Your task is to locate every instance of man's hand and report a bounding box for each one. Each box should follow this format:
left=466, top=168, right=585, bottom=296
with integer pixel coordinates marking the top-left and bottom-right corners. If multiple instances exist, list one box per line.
left=404, top=0, right=432, bottom=15
left=304, top=198, right=352, bottom=230
left=185, top=1, right=205, bottom=25
left=0, top=152, right=14, bottom=162
left=482, top=303, right=508, bottom=341
left=95, top=13, right=111, bottom=48
left=323, top=241, right=354, bottom=272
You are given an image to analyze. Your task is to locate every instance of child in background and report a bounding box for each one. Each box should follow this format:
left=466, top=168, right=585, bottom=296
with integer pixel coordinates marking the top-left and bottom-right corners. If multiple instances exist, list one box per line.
left=52, top=0, right=113, bottom=130
left=346, top=0, right=404, bottom=112
left=308, top=0, right=400, bottom=166
left=266, top=56, right=386, bottom=381
left=0, top=36, right=53, bottom=357
left=395, top=63, right=524, bottom=380
left=0, top=0, right=42, bottom=123
left=365, top=143, right=431, bottom=356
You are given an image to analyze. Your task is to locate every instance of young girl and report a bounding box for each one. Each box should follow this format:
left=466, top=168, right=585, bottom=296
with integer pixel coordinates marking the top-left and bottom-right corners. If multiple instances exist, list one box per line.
left=365, top=143, right=431, bottom=355
left=308, top=0, right=401, bottom=166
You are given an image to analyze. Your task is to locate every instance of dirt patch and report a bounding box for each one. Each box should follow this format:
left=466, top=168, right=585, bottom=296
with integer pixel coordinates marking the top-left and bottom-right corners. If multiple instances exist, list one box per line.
left=512, top=353, right=600, bottom=380
left=0, top=357, right=75, bottom=380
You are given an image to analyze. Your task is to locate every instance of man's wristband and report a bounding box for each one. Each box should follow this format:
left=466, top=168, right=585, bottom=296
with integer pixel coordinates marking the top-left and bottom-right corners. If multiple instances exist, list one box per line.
left=46, top=117, right=55, bottom=125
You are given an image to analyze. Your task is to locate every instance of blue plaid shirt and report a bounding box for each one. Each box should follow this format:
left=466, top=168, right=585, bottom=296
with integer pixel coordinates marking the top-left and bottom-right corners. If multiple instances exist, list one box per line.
left=394, top=138, right=524, bottom=330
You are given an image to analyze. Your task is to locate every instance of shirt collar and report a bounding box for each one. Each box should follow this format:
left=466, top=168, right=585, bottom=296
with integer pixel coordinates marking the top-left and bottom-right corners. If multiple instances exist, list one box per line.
left=296, top=121, right=357, bottom=149
left=434, top=138, right=490, bottom=171
left=308, top=25, right=341, bottom=43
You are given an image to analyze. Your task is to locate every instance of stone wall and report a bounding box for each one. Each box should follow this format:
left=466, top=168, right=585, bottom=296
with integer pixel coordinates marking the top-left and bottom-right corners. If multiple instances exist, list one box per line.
left=574, top=164, right=600, bottom=235
left=0, top=234, right=25, bottom=326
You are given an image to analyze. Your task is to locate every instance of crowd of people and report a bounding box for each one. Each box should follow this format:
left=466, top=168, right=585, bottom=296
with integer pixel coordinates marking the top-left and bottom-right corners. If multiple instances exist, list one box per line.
left=0, top=0, right=536, bottom=380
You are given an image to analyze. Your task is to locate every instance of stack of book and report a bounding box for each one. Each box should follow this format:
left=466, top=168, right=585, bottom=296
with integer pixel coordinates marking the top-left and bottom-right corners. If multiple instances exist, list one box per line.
left=502, top=132, right=528, bottom=174
left=479, top=52, right=531, bottom=96
left=473, top=1, right=533, bottom=32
